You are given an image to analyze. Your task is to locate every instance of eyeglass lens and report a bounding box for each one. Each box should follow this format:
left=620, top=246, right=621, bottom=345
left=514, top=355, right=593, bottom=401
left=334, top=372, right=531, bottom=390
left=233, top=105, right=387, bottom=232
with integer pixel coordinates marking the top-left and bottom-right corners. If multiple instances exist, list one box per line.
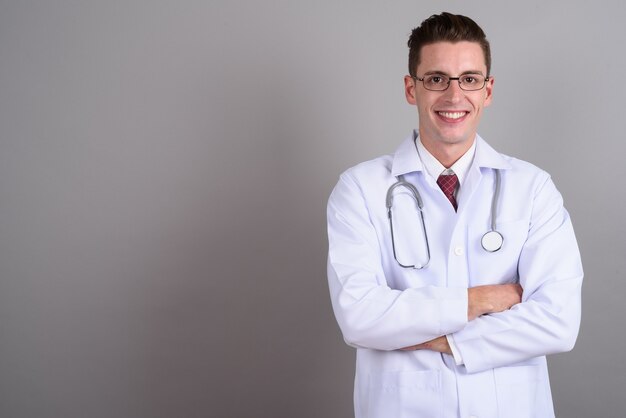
left=421, top=74, right=486, bottom=91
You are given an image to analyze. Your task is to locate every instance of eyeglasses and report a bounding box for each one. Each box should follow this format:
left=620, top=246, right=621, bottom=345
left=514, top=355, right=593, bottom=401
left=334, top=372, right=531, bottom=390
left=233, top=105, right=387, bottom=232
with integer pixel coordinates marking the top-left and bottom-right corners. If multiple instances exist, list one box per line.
left=413, top=73, right=489, bottom=91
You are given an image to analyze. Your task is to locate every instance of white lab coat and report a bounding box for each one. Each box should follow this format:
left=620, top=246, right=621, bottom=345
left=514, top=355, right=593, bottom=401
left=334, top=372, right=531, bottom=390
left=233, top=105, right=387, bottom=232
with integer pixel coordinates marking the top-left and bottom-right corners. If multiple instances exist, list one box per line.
left=327, top=133, right=583, bottom=418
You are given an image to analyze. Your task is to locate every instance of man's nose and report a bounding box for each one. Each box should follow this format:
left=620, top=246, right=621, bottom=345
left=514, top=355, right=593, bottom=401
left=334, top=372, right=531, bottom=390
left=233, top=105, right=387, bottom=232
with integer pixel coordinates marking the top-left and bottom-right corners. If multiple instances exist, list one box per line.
left=443, top=80, right=464, bottom=101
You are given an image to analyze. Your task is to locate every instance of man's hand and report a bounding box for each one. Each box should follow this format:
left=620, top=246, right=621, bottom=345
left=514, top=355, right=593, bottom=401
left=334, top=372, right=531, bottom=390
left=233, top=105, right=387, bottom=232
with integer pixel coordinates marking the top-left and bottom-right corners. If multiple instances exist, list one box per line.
left=468, top=283, right=523, bottom=320
left=400, top=336, right=451, bottom=354
left=400, top=283, right=523, bottom=354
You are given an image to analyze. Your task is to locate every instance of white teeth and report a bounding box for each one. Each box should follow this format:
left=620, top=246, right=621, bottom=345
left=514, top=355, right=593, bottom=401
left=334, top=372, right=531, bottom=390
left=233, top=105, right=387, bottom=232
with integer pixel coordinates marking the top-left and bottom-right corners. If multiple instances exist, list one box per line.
left=438, top=111, right=466, bottom=119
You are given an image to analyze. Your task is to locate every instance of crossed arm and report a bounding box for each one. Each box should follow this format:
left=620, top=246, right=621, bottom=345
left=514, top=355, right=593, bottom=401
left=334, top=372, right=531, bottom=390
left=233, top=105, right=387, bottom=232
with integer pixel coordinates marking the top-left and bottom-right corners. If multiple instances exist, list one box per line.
left=400, top=283, right=523, bottom=353
left=328, top=172, right=582, bottom=372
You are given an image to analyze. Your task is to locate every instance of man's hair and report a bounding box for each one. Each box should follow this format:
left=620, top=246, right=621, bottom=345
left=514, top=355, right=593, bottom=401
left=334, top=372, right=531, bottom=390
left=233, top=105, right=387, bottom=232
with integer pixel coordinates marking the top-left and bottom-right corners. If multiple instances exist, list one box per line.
left=407, top=12, right=491, bottom=77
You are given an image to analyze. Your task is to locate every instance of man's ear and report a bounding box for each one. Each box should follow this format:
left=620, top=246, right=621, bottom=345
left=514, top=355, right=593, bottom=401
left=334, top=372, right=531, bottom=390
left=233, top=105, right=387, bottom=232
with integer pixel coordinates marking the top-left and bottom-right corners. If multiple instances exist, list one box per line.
left=484, top=75, right=494, bottom=107
left=404, top=75, right=417, bottom=105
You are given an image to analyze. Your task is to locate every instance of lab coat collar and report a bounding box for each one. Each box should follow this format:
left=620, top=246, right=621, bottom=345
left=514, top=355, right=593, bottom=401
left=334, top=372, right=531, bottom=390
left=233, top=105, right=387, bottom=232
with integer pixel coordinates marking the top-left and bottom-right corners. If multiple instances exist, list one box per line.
left=391, top=131, right=511, bottom=177
left=390, top=131, right=425, bottom=177
left=473, top=134, right=513, bottom=171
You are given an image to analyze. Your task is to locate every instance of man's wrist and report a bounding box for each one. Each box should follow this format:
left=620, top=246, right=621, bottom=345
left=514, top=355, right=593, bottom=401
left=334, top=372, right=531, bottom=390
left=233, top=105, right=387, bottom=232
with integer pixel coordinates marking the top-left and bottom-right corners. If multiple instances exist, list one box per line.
left=446, top=335, right=464, bottom=365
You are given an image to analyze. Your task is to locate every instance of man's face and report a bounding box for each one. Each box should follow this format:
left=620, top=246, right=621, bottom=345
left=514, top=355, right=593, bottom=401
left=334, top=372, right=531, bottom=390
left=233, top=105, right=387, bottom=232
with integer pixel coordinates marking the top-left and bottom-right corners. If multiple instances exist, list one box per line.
left=404, top=41, right=494, bottom=152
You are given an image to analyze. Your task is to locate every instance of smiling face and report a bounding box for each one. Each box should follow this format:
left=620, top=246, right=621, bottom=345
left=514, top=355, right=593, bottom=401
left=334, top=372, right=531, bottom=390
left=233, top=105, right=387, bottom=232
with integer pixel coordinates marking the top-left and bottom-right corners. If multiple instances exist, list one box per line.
left=404, top=41, right=494, bottom=164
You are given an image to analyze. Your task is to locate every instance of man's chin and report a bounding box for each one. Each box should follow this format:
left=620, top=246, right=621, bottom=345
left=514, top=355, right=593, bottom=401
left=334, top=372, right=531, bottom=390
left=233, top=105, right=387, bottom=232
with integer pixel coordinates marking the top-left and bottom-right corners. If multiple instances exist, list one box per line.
left=436, top=134, right=475, bottom=146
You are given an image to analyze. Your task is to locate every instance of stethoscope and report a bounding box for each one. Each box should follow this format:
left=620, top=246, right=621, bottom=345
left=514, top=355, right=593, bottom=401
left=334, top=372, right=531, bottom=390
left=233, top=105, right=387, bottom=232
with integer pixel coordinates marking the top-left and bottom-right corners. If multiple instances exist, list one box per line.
left=385, top=169, right=503, bottom=269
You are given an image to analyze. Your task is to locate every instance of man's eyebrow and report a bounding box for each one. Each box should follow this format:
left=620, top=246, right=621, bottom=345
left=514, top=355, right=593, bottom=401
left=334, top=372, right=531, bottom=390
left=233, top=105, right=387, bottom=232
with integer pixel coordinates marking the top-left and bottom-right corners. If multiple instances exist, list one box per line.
left=422, top=70, right=485, bottom=76
left=422, top=70, right=448, bottom=76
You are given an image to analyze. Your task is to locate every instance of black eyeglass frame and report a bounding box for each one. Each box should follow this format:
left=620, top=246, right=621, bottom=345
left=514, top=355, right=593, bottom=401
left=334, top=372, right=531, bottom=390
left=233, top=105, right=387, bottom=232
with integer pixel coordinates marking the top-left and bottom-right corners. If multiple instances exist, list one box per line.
left=412, top=74, right=490, bottom=92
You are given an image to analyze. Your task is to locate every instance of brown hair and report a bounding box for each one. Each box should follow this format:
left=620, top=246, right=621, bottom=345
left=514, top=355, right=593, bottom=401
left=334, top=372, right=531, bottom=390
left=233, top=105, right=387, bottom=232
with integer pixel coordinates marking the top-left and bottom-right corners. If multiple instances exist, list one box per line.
left=408, top=12, right=491, bottom=77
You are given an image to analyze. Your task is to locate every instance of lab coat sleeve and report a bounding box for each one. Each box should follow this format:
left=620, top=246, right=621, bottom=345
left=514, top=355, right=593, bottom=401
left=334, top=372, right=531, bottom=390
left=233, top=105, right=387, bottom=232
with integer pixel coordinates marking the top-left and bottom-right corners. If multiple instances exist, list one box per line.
left=451, top=175, right=583, bottom=374
left=327, top=172, right=468, bottom=351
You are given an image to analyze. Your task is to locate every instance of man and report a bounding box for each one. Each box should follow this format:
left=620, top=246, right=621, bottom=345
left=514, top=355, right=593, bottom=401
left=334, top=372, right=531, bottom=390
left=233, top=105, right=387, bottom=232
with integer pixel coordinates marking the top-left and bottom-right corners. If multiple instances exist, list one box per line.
left=326, top=12, right=582, bottom=418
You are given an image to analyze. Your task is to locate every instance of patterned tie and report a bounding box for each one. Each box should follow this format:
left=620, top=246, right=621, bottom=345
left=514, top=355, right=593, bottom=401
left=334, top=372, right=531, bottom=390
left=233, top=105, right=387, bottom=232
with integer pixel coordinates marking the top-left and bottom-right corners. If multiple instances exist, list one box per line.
left=437, top=173, right=458, bottom=211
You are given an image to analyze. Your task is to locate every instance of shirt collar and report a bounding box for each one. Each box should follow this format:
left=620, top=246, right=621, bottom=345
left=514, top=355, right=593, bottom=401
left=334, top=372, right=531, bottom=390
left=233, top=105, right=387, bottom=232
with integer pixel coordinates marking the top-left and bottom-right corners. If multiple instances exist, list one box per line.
left=415, top=136, right=475, bottom=186
left=391, top=130, right=512, bottom=177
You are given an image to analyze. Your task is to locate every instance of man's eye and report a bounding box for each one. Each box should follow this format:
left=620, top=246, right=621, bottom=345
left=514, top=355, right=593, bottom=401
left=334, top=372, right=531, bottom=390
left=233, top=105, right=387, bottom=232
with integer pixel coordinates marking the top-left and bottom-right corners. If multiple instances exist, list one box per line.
left=462, top=76, right=477, bottom=84
left=429, top=76, right=445, bottom=84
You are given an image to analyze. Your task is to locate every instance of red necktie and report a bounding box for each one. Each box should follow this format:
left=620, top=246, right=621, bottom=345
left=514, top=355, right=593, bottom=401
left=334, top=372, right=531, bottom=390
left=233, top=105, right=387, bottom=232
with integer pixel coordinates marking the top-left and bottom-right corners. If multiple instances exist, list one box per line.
left=437, top=173, right=458, bottom=211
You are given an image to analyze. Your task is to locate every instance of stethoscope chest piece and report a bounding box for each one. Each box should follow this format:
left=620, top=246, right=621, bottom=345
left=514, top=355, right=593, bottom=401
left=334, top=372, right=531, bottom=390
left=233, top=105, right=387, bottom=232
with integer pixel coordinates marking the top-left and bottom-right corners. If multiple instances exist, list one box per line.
left=481, top=230, right=503, bottom=252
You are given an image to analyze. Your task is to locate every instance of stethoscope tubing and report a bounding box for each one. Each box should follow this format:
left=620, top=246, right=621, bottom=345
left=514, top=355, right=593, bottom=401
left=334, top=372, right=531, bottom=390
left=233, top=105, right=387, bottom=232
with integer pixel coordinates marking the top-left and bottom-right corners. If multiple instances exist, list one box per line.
left=482, top=169, right=504, bottom=252
left=386, top=169, right=503, bottom=269
left=386, top=176, right=431, bottom=269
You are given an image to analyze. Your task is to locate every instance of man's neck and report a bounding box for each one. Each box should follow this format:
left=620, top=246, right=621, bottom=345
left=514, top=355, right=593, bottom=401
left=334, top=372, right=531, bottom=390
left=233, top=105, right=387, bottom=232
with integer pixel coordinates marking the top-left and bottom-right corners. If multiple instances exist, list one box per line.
left=419, top=135, right=475, bottom=168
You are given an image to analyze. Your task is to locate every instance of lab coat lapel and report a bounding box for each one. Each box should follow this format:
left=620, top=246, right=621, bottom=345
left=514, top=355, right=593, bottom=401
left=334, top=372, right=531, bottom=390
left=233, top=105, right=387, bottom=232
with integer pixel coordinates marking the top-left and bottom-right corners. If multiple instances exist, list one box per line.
left=457, top=136, right=512, bottom=210
left=458, top=164, right=482, bottom=211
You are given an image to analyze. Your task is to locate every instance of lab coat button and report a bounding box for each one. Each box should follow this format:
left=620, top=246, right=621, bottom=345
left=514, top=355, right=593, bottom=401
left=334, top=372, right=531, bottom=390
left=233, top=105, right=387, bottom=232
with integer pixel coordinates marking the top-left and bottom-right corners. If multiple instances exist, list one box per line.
left=454, top=246, right=464, bottom=256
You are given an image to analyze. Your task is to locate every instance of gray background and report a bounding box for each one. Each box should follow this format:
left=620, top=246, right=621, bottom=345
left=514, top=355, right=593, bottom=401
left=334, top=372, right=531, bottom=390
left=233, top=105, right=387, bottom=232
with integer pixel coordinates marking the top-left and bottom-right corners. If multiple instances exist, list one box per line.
left=0, top=1, right=624, bottom=417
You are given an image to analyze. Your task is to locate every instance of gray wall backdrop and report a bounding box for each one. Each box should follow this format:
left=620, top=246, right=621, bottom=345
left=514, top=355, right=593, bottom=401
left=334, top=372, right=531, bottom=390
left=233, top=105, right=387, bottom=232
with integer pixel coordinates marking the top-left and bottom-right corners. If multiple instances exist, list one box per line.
left=1, top=1, right=624, bottom=417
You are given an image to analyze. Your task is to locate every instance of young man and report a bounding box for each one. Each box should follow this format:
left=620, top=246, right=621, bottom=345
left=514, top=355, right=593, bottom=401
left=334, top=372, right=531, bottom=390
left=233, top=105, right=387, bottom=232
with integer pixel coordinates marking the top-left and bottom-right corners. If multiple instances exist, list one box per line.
left=327, top=12, right=582, bottom=418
